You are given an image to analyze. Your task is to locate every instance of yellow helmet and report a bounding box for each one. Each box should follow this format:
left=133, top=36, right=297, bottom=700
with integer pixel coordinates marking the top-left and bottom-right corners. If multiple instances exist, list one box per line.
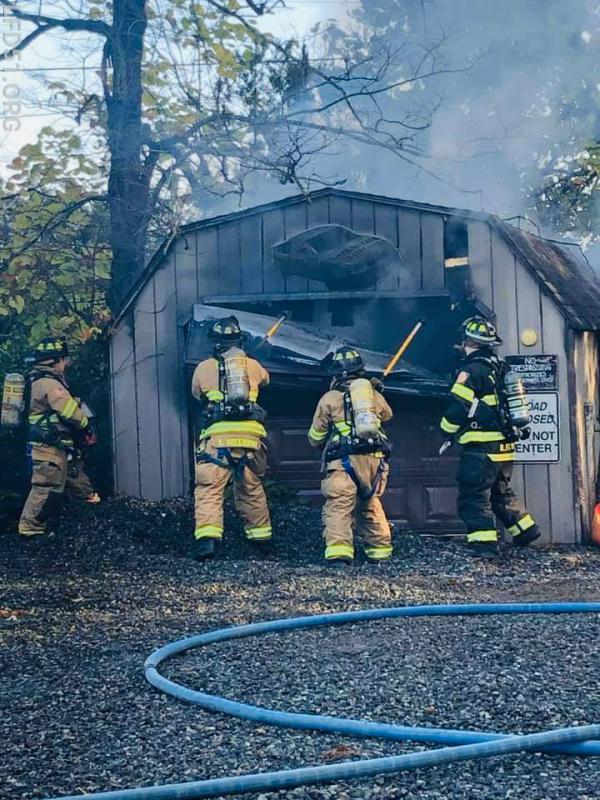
left=209, top=316, right=242, bottom=343
left=33, top=336, right=69, bottom=363
left=462, top=316, right=502, bottom=347
left=327, top=345, right=364, bottom=376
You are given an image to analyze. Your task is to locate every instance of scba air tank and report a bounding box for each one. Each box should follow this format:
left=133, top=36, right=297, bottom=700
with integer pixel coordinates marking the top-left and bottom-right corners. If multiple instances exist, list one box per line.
left=224, top=347, right=250, bottom=402
left=349, top=378, right=380, bottom=439
left=1, top=372, right=25, bottom=428
left=504, top=370, right=530, bottom=429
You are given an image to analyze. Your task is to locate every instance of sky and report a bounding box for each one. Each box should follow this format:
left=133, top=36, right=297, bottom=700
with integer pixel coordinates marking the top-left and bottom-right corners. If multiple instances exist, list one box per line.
left=0, top=1, right=347, bottom=166
left=1, top=0, right=598, bottom=266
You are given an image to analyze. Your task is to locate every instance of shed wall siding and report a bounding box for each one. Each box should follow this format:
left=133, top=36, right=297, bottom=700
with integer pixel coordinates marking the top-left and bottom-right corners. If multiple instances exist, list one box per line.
left=488, top=226, right=576, bottom=544
left=110, top=312, right=140, bottom=496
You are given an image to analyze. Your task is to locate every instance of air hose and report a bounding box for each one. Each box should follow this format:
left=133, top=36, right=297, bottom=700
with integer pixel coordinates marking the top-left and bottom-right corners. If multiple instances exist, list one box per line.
left=48, top=602, right=600, bottom=800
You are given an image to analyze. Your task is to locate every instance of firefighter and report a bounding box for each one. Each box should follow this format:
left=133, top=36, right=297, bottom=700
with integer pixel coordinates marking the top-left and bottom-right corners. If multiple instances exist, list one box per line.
left=191, top=316, right=272, bottom=560
left=440, top=316, right=540, bottom=556
left=308, top=346, right=393, bottom=565
left=18, top=337, right=100, bottom=537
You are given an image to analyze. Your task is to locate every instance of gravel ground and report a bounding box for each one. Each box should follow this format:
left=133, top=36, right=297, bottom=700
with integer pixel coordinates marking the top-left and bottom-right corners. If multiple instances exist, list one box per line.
left=1, top=494, right=600, bottom=800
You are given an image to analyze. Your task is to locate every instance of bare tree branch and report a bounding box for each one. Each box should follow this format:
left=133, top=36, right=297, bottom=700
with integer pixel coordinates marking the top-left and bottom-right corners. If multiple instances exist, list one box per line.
left=0, top=1, right=111, bottom=38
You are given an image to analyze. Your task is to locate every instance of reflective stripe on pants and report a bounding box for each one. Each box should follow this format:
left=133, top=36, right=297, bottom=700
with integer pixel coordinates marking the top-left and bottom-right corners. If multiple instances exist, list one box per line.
left=325, top=542, right=354, bottom=561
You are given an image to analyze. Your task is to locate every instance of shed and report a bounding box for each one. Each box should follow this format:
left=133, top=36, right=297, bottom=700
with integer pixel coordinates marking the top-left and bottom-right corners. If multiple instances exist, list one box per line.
left=110, top=188, right=600, bottom=544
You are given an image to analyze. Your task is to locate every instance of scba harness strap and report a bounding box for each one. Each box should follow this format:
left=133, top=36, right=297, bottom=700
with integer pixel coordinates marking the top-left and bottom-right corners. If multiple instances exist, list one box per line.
left=196, top=447, right=252, bottom=480
left=340, top=453, right=387, bottom=502
left=201, top=353, right=267, bottom=428
left=27, top=370, right=75, bottom=449
left=466, top=354, right=518, bottom=443
left=325, top=380, right=391, bottom=501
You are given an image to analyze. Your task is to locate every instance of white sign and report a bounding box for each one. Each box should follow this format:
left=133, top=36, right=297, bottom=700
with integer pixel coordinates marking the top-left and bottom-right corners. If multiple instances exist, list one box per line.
left=515, top=392, right=560, bottom=463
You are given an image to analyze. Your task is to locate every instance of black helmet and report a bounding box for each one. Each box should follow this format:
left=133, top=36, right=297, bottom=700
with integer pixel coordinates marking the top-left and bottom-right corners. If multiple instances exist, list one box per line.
left=33, top=336, right=69, bottom=364
left=462, top=316, right=503, bottom=347
left=327, top=345, right=364, bottom=377
left=208, top=316, right=242, bottom=344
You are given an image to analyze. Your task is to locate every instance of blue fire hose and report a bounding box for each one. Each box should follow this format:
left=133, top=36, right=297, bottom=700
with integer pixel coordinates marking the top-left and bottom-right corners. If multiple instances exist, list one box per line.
left=48, top=603, right=600, bottom=800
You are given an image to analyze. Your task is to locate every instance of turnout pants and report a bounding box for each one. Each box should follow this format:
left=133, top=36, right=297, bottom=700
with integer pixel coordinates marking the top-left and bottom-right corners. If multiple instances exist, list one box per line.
left=194, top=440, right=272, bottom=542
left=19, top=445, right=97, bottom=535
left=457, top=446, right=538, bottom=544
left=322, top=454, right=392, bottom=561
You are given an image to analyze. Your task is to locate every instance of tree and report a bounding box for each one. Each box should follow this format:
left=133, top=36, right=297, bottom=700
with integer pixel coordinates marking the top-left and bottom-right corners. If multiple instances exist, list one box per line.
left=532, top=144, right=600, bottom=243
left=1, top=0, right=455, bottom=309
left=0, top=127, right=111, bottom=343
left=320, top=0, right=600, bottom=215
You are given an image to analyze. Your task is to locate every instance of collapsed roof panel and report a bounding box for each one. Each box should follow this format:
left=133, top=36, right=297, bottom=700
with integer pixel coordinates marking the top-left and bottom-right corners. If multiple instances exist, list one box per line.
left=187, top=305, right=449, bottom=397
left=272, top=224, right=400, bottom=289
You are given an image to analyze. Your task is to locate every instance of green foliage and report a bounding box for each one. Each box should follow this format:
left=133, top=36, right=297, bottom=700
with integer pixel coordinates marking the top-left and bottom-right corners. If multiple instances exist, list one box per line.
left=532, top=143, right=600, bottom=242
left=1, top=128, right=111, bottom=345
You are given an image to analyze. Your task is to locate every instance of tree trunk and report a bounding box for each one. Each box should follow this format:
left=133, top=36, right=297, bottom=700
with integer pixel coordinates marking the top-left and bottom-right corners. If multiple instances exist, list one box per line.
left=106, top=0, right=148, bottom=310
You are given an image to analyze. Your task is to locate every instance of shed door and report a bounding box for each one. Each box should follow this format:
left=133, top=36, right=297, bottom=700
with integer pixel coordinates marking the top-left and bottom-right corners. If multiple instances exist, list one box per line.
left=266, top=396, right=463, bottom=532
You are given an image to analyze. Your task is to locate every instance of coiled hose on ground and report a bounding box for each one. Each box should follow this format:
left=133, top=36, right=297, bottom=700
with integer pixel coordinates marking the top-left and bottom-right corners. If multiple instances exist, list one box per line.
left=49, top=602, right=600, bottom=800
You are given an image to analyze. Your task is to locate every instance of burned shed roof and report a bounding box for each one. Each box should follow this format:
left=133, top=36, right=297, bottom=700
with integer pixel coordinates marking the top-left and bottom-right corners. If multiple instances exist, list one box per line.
left=493, top=221, right=600, bottom=330
left=186, top=305, right=448, bottom=397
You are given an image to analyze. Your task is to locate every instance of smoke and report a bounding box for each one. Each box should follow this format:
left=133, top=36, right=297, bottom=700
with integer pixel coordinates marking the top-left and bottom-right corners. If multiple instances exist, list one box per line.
left=340, top=0, right=600, bottom=219
left=188, top=0, right=599, bottom=263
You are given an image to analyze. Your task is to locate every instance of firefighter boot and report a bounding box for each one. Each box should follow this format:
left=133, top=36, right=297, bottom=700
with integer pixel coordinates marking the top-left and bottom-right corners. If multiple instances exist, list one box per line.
left=512, top=526, right=541, bottom=548
left=509, top=514, right=540, bottom=548
left=326, top=554, right=353, bottom=567
left=192, top=538, right=217, bottom=561
left=467, top=541, right=500, bottom=559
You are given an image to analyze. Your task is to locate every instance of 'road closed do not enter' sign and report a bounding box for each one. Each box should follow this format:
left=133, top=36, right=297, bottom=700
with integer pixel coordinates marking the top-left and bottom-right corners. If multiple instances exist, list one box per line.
left=515, top=392, right=560, bottom=463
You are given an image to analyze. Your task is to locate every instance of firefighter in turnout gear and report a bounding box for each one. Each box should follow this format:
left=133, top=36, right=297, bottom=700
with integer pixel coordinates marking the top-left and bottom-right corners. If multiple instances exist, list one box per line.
left=308, top=346, right=393, bottom=565
left=191, top=316, right=272, bottom=560
left=18, top=337, right=100, bottom=537
left=440, top=317, right=540, bottom=556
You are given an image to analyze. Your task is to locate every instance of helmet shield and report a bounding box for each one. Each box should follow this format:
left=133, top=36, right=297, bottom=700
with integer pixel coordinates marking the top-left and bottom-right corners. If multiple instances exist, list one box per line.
left=326, top=345, right=365, bottom=376
left=209, top=316, right=242, bottom=344
left=461, top=316, right=503, bottom=347
left=33, top=336, right=70, bottom=363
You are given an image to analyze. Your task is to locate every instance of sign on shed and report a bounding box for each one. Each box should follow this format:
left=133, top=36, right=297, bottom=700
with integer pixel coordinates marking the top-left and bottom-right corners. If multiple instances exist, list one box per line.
left=505, top=354, right=558, bottom=391
left=515, top=392, right=560, bottom=463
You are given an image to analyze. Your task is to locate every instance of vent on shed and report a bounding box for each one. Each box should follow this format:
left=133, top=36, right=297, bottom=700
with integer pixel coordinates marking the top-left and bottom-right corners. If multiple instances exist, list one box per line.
left=444, top=218, right=473, bottom=309
left=444, top=218, right=469, bottom=269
